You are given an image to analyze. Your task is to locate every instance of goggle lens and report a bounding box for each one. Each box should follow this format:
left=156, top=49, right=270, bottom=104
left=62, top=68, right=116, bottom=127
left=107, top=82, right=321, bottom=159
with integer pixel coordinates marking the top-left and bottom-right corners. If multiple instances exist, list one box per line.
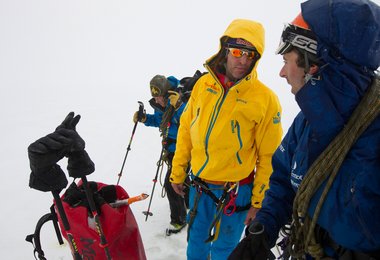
left=275, top=24, right=317, bottom=55
left=228, top=48, right=256, bottom=60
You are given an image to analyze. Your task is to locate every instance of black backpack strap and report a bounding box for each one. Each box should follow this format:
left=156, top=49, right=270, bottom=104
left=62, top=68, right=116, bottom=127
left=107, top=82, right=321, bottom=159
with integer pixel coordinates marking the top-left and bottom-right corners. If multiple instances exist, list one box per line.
left=25, top=205, right=64, bottom=260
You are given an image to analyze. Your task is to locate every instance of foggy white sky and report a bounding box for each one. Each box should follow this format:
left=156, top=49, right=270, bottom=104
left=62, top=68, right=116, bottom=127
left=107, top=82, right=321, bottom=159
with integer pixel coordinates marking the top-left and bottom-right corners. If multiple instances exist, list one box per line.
left=1, top=0, right=378, bottom=259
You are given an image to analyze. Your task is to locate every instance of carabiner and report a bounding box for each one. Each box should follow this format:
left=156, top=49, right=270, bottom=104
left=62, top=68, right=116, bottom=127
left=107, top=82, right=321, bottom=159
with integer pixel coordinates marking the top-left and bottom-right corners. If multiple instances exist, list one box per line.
left=223, top=191, right=237, bottom=216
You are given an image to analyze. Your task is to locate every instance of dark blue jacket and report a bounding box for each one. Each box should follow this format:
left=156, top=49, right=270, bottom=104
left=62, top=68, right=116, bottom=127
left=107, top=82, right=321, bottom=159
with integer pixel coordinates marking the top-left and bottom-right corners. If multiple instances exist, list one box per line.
left=255, top=0, right=380, bottom=253
left=144, top=100, right=186, bottom=153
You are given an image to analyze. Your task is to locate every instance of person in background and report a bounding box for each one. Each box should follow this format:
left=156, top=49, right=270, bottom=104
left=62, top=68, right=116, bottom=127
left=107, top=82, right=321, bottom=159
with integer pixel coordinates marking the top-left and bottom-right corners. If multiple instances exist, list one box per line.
left=133, top=75, right=188, bottom=235
left=170, top=19, right=283, bottom=260
left=229, top=0, right=380, bottom=259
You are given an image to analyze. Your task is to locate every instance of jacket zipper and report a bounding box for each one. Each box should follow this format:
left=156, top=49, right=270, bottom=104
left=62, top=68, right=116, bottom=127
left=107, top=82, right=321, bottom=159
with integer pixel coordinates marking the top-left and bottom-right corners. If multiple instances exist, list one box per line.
left=235, top=121, right=243, bottom=164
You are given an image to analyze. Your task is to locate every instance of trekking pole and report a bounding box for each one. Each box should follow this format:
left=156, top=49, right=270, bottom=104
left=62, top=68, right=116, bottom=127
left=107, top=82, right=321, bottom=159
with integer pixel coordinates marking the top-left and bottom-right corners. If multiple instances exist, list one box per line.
left=117, top=101, right=145, bottom=185
left=142, top=147, right=166, bottom=221
left=51, top=190, right=82, bottom=260
left=142, top=122, right=171, bottom=221
left=80, top=177, right=112, bottom=260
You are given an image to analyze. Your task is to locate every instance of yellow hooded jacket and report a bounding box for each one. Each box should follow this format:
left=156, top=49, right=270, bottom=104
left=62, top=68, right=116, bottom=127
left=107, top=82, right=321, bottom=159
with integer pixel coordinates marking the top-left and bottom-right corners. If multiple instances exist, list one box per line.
left=171, top=19, right=283, bottom=207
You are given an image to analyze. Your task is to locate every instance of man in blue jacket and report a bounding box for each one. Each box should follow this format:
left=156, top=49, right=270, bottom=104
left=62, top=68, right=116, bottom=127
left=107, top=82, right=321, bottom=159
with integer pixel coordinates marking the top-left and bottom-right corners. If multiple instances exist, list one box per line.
left=133, top=75, right=188, bottom=234
left=229, top=0, right=380, bottom=259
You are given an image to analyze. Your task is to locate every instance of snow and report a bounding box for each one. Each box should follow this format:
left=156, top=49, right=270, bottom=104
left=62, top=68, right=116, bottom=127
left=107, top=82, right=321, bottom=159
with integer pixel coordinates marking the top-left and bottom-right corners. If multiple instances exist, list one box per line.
left=0, top=0, right=321, bottom=259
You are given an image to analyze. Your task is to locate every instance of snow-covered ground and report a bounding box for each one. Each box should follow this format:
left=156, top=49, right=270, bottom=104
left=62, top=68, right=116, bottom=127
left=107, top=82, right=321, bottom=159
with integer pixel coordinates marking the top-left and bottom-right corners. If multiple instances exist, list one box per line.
left=0, top=0, right=315, bottom=259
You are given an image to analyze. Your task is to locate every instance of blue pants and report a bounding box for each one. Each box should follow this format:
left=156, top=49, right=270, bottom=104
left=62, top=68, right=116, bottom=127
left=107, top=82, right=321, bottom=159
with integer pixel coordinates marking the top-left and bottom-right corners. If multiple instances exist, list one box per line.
left=186, top=183, right=252, bottom=260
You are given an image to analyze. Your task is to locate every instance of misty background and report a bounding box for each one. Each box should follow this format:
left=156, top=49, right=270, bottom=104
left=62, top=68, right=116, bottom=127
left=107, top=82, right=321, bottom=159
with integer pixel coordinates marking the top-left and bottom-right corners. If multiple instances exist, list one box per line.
left=3, top=0, right=378, bottom=259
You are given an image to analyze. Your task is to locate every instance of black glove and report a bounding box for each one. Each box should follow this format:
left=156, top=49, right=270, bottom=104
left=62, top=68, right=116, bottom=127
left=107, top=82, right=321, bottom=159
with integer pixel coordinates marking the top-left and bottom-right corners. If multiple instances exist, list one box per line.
left=56, top=112, right=95, bottom=178
left=28, top=112, right=95, bottom=193
left=66, top=149, right=95, bottom=178
left=56, top=111, right=81, bottom=132
left=28, top=130, right=72, bottom=192
left=228, top=222, right=275, bottom=260
left=55, top=112, right=84, bottom=151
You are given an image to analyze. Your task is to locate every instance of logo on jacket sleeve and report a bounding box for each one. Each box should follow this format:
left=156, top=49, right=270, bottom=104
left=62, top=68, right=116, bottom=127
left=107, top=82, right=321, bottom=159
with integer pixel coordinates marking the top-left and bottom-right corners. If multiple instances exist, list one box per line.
left=273, top=112, right=281, bottom=124
left=290, top=161, right=303, bottom=189
left=206, top=82, right=219, bottom=94
left=236, top=98, right=247, bottom=104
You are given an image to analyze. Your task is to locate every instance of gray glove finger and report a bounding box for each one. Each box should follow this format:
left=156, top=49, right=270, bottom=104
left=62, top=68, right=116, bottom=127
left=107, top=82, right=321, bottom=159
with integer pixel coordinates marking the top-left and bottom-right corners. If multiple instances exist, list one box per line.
left=69, top=114, right=81, bottom=129
left=56, top=112, right=74, bottom=130
left=56, top=112, right=81, bottom=131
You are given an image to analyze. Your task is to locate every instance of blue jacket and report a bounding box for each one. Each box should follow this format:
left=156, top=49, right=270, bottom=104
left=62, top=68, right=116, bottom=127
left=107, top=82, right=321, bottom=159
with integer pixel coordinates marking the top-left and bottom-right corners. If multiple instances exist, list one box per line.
left=255, top=0, right=380, bottom=253
left=144, top=100, right=186, bottom=153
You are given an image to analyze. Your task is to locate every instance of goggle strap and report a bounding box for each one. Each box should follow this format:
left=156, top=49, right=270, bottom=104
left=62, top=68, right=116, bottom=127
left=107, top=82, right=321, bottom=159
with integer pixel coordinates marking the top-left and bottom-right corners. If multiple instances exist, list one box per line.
left=225, top=43, right=257, bottom=52
left=277, top=24, right=317, bottom=55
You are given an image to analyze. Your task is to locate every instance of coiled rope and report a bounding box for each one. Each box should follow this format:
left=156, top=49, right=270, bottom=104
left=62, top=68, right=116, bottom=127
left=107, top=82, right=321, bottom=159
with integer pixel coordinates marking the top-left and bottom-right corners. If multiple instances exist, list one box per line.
left=289, top=77, right=380, bottom=259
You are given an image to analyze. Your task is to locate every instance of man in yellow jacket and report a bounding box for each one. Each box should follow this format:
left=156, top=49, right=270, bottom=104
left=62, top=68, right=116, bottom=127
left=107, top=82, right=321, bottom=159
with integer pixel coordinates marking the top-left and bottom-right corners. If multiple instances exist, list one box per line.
left=170, top=19, right=283, bottom=260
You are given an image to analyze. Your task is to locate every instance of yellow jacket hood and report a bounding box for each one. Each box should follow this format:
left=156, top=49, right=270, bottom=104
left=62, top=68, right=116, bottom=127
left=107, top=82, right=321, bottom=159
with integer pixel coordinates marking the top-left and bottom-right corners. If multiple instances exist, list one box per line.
left=222, top=18, right=265, bottom=57
left=206, top=19, right=265, bottom=80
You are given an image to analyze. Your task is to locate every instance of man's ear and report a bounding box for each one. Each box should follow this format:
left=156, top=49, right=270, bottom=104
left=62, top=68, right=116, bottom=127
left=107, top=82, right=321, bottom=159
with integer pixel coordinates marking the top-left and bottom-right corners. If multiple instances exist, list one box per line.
left=309, top=64, right=319, bottom=75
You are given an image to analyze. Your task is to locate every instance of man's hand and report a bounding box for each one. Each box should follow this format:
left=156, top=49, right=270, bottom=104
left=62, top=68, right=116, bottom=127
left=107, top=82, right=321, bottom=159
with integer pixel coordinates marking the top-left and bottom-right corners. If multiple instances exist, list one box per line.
left=228, top=222, right=275, bottom=260
left=171, top=182, right=186, bottom=196
left=244, top=206, right=260, bottom=225
left=133, top=111, right=147, bottom=123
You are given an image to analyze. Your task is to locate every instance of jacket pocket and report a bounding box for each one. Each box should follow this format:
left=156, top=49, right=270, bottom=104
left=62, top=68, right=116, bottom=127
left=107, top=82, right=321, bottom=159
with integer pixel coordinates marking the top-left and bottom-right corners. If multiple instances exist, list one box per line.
left=190, top=107, right=200, bottom=128
left=231, top=120, right=243, bottom=164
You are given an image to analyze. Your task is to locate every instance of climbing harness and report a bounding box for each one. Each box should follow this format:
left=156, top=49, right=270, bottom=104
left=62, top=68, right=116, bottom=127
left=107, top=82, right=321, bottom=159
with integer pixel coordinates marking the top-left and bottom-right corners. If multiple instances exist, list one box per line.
left=205, top=182, right=237, bottom=243
left=186, top=176, right=251, bottom=243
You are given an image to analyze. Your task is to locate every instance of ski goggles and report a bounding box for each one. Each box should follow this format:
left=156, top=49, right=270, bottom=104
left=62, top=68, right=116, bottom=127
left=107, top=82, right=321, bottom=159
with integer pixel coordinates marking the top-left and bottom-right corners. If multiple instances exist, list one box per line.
left=275, top=23, right=317, bottom=55
left=226, top=47, right=257, bottom=60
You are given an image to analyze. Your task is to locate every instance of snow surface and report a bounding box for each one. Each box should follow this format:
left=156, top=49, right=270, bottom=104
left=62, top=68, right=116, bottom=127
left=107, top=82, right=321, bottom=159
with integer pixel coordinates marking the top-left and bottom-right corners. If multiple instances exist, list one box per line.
left=1, top=0, right=360, bottom=259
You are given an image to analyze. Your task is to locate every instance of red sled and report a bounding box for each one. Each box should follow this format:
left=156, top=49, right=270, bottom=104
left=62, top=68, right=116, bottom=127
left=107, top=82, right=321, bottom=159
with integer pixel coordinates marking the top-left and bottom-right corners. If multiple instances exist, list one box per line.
left=26, top=181, right=147, bottom=260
